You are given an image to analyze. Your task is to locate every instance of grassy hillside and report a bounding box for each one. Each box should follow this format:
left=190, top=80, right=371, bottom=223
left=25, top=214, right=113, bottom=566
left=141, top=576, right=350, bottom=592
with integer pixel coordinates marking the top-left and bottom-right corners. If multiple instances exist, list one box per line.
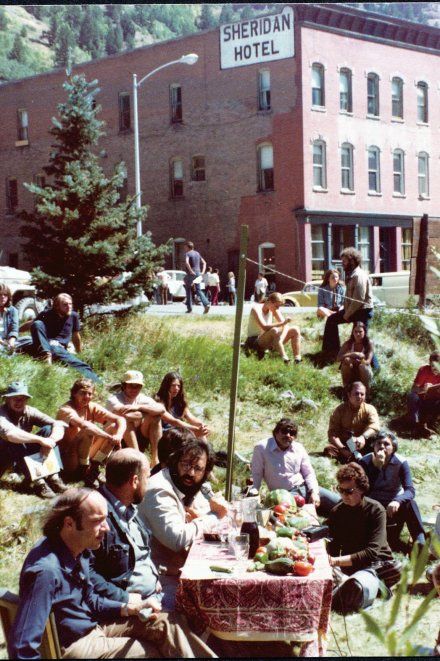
left=0, top=308, right=439, bottom=656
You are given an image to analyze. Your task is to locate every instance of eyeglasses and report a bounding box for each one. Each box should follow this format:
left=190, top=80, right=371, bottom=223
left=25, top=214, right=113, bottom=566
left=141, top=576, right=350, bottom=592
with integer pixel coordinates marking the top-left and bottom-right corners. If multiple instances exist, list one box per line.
left=280, top=428, right=296, bottom=436
left=179, top=461, right=205, bottom=475
left=337, top=486, right=358, bottom=495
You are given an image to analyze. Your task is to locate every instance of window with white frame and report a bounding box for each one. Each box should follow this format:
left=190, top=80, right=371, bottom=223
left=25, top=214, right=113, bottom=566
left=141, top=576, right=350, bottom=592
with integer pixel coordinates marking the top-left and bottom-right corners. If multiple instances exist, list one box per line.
left=367, top=146, right=380, bottom=192
left=367, top=72, right=379, bottom=116
left=258, top=70, right=271, bottom=111
left=339, top=69, right=352, bottom=112
left=341, top=143, right=354, bottom=191
left=416, top=82, right=428, bottom=123
left=257, top=144, right=274, bottom=191
left=358, top=226, right=371, bottom=271
left=311, top=224, right=326, bottom=277
left=311, top=63, right=325, bottom=107
left=393, top=149, right=405, bottom=195
left=391, top=77, right=403, bottom=119
left=191, top=155, right=206, bottom=182
left=118, top=93, right=131, bottom=132
left=170, top=84, right=182, bottom=123
left=313, top=140, right=326, bottom=189
left=401, top=228, right=412, bottom=270
left=17, top=109, right=29, bottom=142
left=6, top=177, right=18, bottom=212
left=418, top=152, right=429, bottom=197
left=170, top=158, right=184, bottom=197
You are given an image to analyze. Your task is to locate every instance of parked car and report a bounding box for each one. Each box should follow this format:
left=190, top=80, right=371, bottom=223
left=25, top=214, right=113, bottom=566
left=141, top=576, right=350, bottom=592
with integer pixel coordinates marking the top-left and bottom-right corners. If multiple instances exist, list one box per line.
left=0, top=266, right=45, bottom=321
left=370, top=270, right=415, bottom=307
left=162, top=270, right=205, bottom=302
left=283, top=279, right=385, bottom=308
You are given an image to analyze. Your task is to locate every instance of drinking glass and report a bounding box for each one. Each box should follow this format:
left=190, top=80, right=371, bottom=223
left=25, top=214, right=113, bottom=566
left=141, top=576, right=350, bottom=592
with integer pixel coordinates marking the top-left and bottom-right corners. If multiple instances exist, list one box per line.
left=233, top=533, right=250, bottom=571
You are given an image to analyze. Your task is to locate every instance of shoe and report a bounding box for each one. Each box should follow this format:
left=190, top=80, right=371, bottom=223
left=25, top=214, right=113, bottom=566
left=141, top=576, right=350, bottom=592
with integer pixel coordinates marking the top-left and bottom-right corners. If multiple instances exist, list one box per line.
left=33, top=479, right=56, bottom=499
left=295, top=357, right=302, bottom=364
left=283, top=357, right=291, bottom=365
left=203, top=304, right=211, bottom=314
left=46, top=473, right=69, bottom=493
left=185, top=310, right=192, bottom=314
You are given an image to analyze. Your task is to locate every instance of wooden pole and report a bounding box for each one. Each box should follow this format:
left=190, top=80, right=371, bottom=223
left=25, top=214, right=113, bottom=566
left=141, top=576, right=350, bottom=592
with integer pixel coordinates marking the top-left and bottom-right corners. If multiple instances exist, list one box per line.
left=225, top=224, right=249, bottom=501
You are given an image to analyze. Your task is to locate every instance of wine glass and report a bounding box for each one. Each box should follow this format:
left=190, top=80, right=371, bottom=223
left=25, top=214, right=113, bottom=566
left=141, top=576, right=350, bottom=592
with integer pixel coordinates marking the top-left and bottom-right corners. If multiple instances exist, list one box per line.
left=233, top=533, right=250, bottom=571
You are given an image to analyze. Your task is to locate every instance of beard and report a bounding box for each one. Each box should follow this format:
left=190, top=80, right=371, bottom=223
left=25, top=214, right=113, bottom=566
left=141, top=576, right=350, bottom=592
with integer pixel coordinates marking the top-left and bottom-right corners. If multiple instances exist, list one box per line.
left=170, top=465, right=204, bottom=506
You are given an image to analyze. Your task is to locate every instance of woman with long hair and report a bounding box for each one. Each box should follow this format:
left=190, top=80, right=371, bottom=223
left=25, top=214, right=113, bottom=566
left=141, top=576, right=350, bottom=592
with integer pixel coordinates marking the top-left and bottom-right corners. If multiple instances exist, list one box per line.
left=156, top=371, right=210, bottom=441
left=337, top=321, right=375, bottom=388
left=0, top=284, right=19, bottom=353
left=317, top=269, right=345, bottom=319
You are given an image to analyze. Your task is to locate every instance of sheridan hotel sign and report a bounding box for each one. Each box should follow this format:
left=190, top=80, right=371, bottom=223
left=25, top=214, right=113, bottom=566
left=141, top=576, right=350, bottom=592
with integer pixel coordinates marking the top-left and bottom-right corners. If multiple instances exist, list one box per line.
left=220, top=6, right=295, bottom=69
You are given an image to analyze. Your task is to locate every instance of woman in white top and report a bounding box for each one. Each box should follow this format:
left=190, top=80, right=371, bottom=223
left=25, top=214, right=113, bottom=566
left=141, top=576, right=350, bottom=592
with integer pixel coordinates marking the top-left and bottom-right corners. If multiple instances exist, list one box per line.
left=246, top=292, right=302, bottom=364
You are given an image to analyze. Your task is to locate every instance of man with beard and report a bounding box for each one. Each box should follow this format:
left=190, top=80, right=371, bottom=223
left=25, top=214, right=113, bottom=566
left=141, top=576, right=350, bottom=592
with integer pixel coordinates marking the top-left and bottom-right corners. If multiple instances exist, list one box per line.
left=322, top=248, right=373, bottom=357
left=138, top=438, right=228, bottom=575
left=407, top=351, right=440, bottom=437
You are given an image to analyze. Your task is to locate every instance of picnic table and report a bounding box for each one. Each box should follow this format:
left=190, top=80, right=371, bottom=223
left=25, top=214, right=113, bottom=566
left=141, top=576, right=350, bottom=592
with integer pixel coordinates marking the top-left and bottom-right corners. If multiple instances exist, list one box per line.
left=176, top=522, right=333, bottom=656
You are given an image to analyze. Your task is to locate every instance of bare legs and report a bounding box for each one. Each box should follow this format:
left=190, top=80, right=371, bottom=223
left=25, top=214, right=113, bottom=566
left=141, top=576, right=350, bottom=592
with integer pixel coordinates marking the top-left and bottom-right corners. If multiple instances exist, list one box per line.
left=256, top=326, right=302, bottom=362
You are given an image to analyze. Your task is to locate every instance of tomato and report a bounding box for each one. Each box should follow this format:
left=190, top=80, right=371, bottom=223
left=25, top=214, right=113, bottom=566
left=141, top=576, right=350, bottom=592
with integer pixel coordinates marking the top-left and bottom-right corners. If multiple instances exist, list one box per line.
left=293, top=561, right=314, bottom=576
left=273, top=504, right=289, bottom=515
left=294, top=494, right=305, bottom=508
left=307, top=554, right=316, bottom=565
left=255, top=546, right=268, bottom=555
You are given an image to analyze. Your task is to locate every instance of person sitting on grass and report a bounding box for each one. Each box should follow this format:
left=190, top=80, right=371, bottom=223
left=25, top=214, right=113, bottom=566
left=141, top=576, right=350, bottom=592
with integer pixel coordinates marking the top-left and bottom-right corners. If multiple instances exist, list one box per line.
left=337, top=321, right=376, bottom=389
left=324, top=381, right=380, bottom=463
left=21, top=293, right=100, bottom=382
left=245, top=291, right=302, bottom=364
left=155, top=372, right=211, bottom=442
left=150, top=428, right=196, bottom=477
left=107, top=370, right=165, bottom=467
left=0, top=284, right=19, bottom=353
left=251, top=417, right=340, bottom=515
left=9, top=487, right=215, bottom=659
left=317, top=269, right=345, bottom=320
left=359, top=431, right=426, bottom=554
left=0, top=381, right=68, bottom=499
left=407, top=351, right=440, bottom=437
left=327, top=462, right=400, bottom=615
left=57, top=379, right=126, bottom=488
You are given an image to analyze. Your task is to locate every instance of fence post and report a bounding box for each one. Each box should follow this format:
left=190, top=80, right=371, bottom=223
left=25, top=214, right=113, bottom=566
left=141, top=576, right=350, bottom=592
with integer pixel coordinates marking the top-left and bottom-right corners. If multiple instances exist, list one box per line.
left=225, top=224, right=249, bottom=501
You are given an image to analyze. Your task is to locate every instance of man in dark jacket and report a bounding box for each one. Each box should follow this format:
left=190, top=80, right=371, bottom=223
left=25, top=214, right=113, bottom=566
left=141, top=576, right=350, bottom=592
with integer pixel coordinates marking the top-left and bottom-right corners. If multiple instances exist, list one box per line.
left=359, top=430, right=426, bottom=553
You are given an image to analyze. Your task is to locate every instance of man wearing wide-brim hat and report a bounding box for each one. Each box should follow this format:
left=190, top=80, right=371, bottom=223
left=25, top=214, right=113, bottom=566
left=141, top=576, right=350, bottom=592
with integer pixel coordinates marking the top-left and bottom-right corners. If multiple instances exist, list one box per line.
left=0, top=381, right=68, bottom=498
left=106, top=371, right=165, bottom=467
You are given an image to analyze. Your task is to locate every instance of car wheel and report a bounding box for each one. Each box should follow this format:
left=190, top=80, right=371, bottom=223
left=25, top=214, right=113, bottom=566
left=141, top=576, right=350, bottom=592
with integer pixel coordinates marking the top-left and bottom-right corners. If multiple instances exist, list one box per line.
left=15, top=297, right=44, bottom=322
left=284, top=299, right=297, bottom=307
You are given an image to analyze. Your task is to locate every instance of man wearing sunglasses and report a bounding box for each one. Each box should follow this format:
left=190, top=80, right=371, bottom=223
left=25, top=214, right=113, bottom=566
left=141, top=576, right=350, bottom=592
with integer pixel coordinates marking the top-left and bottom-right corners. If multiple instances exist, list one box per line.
left=327, top=463, right=397, bottom=614
left=251, top=417, right=340, bottom=515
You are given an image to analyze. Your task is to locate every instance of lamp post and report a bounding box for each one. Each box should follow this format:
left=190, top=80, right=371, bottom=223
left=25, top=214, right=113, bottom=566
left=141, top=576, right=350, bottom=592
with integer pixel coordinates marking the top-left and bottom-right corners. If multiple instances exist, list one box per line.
left=133, top=53, right=198, bottom=238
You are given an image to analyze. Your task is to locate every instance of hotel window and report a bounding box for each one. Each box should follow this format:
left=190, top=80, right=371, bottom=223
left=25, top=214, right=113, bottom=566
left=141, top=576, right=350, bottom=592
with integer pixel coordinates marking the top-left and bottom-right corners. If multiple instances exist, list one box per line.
left=416, top=82, right=428, bottom=123
left=367, top=72, right=379, bottom=116
left=6, top=177, right=18, bottom=212
left=401, top=228, right=412, bottom=271
left=118, top=93, right=131, bottom=132
left=312, top=140, right=326, bottom=189
left=418, top=152, right=429, bottom=197
left=257, top=144, right=274, bottom=191
left=311, top=224, right=326, bottom=277
left=170, top=158, right=184, bottom=198
left=170, top=84, right=182, bottom=123
left=17, top=109, right=29, bottom=142
left=258, top=70, right=271, bottom=111
left=391, top=77, right=403, bottom=119
left=311, top=63, right=325, bottom=107
left=393, top=149, right=405, bottom=195
left=191, top=155, right=206, bottom=182
left=339, top=69, right=352, bottom=112
left=358, top=226, right=371, bottom=271
left=367, top=146, right=380, bottom=193
left=341, top=143, right=354, bottom=191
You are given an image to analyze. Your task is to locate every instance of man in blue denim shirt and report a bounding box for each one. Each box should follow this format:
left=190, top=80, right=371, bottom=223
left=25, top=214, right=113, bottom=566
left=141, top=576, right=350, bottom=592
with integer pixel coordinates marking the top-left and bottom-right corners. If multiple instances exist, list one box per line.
left=9, top=487, right=215, bottom=659
left=359, top=430, right=426, bottom=553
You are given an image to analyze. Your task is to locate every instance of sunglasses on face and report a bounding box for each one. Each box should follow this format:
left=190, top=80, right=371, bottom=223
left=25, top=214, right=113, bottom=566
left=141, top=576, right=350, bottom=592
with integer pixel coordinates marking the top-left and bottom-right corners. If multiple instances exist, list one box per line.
left=337, top=486, right=358, bottom=495
left=280, top=428, right=296, bottom=436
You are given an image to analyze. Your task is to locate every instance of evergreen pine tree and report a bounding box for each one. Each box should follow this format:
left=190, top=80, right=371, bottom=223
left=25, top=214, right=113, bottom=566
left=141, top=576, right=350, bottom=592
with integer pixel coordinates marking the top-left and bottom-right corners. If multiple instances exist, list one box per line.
left=219, top=5, right=236, bottom=24
left=9, top=34, right=28, bottom=64
left=20, top=74, right=168, bottom=314
left=0, top=7, right=8, bottom=31
left=54, top=23, right=75, bottom=69
left=197, top=4, right=217, bottom=30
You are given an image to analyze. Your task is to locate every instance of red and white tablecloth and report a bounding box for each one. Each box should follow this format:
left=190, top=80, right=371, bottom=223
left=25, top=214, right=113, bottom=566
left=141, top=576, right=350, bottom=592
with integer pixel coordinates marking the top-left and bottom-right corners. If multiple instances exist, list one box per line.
left=176, top=529, right=332, bottom=656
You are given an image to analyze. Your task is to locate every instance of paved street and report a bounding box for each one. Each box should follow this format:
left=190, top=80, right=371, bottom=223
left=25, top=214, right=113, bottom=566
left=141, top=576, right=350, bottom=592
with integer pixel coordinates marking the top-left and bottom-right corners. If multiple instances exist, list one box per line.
left=144, top=302, right=315, bottom=316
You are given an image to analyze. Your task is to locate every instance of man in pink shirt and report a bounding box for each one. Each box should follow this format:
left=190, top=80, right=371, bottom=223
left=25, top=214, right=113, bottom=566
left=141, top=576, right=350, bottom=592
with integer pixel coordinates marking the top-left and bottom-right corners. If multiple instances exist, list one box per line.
left=408, top=351, right=440, bottom=437
left=251, top=417, right=340, bottom=515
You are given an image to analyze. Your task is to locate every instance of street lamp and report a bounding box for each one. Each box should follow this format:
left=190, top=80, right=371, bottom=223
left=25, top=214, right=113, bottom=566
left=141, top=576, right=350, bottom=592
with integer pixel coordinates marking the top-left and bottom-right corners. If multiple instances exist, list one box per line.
left=133, top=53, right=199, bottom=238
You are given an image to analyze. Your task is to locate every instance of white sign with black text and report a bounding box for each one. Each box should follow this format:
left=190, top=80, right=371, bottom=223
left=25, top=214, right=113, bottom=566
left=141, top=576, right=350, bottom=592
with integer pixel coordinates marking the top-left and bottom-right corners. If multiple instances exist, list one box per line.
left=220, top=6, right=294, bottom=70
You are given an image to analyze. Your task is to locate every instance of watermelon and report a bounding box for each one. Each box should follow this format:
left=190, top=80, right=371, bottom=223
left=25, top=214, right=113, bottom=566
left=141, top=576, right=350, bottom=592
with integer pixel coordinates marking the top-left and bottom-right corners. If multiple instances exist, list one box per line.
left=265, top=489, right=297, bottom=510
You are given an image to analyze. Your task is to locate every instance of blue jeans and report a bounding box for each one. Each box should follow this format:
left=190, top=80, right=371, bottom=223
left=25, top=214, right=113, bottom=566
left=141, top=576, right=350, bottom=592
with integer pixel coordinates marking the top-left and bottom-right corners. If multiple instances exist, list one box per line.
left=290, top=484, right=340, bottom=517
left=322, top=307, right=374, bottom=353
left=0, top=424, right=53, bottom=479
left=407, top=391, right=440, bottom=425
left=30, top=320, right=100, bottom=382
left=184, top=273, right=209, bottom=312
left=385, top=499, right=426, bottom=548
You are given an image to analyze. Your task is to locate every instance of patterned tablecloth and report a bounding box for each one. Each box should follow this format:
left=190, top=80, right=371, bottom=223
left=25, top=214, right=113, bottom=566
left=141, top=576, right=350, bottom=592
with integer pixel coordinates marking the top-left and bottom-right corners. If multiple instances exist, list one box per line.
left=176, top=523, right=333, bottom=656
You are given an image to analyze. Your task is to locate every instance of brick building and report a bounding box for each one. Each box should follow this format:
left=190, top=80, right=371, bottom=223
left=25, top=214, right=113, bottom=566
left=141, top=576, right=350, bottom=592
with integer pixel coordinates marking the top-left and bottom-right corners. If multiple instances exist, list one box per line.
left=1, top=3, right=440, bottom=294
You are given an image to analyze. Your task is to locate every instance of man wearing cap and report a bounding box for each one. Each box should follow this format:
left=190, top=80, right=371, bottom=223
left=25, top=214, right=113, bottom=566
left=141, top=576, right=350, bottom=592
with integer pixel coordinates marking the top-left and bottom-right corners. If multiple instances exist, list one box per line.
left=0, top=382, right=68, bottom=498
left=106, top=371, right=165, bottom=467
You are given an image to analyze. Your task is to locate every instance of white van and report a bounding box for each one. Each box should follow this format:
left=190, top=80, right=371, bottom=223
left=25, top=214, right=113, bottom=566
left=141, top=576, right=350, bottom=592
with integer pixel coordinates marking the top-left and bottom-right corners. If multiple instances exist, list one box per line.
left=370, top=271, right=413, bottom=307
